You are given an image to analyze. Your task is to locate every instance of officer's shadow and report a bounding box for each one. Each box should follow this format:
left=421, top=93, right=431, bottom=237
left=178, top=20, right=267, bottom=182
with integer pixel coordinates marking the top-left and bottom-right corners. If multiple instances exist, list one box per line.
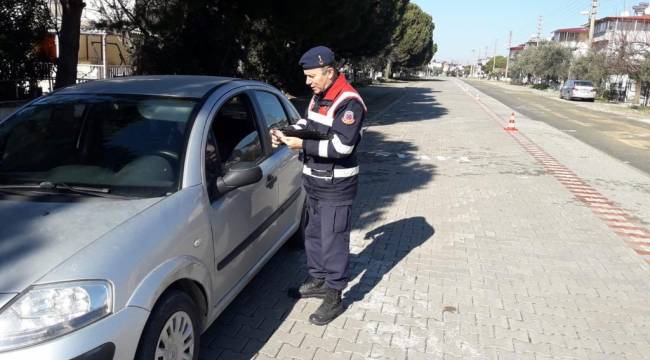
left=343, top=216, right=435, bottom=307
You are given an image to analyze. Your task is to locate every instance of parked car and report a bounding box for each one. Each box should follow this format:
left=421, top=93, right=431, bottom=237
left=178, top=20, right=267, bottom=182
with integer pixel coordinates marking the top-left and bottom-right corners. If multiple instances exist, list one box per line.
left=560, top=80, right=596, bottom=101
left=0, top=76, right=306, bottom=359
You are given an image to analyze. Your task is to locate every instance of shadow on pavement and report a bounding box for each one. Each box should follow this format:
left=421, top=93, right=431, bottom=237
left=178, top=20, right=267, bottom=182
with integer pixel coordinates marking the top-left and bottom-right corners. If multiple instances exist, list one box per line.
left=344, top=217, right=435, bottom=306
left=367, top=86, right=447, bottom=126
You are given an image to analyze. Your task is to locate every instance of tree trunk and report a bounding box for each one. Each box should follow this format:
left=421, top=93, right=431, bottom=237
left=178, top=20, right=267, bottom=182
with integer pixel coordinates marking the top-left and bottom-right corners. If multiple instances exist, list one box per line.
left=384, top=59, right=393, bottom=79
left=634, top=79, right=641, bottom=106
left=54, top=0, right=85, bottom=89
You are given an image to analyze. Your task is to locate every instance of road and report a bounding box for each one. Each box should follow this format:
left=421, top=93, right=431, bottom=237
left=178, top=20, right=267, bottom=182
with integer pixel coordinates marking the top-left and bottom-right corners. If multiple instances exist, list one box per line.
left=465, top=79, right=650, bottom=174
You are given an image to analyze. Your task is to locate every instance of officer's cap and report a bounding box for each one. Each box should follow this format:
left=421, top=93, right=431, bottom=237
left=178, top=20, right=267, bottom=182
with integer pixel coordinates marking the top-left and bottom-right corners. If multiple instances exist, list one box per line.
left=299, top=46, right=336, bottom=70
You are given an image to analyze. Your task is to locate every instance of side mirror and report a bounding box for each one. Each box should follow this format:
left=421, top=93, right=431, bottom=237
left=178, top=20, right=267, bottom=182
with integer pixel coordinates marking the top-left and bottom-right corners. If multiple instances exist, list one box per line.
left=216, top=163, right=263, bottom=194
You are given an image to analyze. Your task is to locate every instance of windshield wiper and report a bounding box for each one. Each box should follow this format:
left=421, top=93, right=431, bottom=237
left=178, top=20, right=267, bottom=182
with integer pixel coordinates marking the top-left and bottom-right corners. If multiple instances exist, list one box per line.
left=0, top=181, right=119, bottom=198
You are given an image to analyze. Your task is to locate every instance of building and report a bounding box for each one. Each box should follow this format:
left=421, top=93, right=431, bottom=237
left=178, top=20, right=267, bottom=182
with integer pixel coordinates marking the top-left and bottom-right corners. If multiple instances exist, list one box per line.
left=590, top=4, right=650, bottom=105
left=39, top=0, right=134, bottom=92
left=592, top=15, right=650, bottom=52
left=551, top=27, right=589, bottom=55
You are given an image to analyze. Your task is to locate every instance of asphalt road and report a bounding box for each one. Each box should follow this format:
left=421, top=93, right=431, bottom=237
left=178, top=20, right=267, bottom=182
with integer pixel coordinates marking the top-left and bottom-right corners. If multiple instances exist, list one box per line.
left=465, top=79, right=650, bottom=175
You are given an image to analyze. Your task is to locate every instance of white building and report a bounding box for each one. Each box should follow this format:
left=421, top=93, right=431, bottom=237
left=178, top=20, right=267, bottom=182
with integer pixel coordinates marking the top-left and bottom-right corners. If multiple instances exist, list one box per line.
left=591, top=5, right=650, bottom=105
left=551, top=27, right=589, bottom=56
left=592, top=15, right=650, bottom=53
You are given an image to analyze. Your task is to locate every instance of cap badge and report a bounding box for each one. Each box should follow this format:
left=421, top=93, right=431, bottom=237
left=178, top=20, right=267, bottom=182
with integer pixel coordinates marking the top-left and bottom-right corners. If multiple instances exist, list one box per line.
left=318, top=55, right=324, bottom=65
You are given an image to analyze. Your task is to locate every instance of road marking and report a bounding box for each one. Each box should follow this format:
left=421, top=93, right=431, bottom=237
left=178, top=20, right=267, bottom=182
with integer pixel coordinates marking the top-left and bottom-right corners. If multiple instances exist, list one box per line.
left=456, top=80, right=650, bottom=265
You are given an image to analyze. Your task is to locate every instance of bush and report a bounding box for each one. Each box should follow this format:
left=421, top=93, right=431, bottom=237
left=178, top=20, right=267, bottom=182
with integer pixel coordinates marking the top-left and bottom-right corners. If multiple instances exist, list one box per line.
left=531, top=83, right=550, bottom=90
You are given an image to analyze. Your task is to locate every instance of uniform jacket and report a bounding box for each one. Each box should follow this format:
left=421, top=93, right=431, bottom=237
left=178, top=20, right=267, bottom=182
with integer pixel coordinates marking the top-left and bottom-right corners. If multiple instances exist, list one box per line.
left=292, top=75, right=367, bottom=201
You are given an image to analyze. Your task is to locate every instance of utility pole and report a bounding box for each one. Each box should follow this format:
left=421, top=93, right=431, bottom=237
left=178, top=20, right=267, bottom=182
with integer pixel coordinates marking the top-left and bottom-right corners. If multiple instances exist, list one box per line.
left=505, top=30, right=512, bottom=79
left=492, top=39, right=498, bottom=74
left=588, top=0, right=598, bottom=46
left=536, top=16, right=543, bottom=46
left=471, top=49, right=475, bottom=77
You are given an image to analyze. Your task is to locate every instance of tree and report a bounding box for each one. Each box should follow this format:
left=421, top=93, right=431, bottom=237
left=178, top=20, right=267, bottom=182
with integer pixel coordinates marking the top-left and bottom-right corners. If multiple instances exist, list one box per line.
left=570, top=50, right=609, bottom=87
left=508, top=42, right=572, bottom=85
left=384, top=3, right=435, bottom=78
left=606, top=34, right=649, bottom=105
left=230, top=0, right=408, bottom=91
left=638, top=56, right=650, bottom=106
left=95, top=0, right=407, bottom=93
left=54, top=0, right=85, bottom=89
left=482, top=55, right=507, bottom=77
left=0, top=0, right=52, bottom=99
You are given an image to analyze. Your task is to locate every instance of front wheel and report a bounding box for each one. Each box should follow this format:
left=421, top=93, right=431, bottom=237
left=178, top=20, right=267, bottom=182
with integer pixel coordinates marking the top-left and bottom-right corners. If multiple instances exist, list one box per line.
left=135, top=290, right=201, bottom=360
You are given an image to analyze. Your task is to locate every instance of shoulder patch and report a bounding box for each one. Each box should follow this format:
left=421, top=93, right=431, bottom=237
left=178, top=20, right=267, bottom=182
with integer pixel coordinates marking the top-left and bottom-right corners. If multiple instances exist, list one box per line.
left=341, top=110, right=356, bottom=125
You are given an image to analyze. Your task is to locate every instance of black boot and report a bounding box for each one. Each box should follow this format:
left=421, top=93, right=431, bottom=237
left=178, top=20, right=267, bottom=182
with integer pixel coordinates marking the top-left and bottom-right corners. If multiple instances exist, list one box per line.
left=288, top=277, right=327, bottom=299
left=309, top=287, right=344, bottom=326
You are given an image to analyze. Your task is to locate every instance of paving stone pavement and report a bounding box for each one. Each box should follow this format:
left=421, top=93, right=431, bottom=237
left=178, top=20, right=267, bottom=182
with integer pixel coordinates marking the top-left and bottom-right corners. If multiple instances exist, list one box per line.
left=199, top=78, right=650, bottom=360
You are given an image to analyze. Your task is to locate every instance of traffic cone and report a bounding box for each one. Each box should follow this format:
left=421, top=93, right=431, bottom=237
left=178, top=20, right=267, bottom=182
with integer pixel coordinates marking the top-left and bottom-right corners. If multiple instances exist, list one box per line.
left=504, top=112, right=518, bottom=131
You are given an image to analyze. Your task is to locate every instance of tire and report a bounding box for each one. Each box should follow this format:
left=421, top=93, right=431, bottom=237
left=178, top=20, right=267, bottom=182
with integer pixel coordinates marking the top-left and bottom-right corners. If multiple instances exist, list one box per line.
left=288, top=198, right=308, bottom=249
left=135, top=290, right=201, bottom=360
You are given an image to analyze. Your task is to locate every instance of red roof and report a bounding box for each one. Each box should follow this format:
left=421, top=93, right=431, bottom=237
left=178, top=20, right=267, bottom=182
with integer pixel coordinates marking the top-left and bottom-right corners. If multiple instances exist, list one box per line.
left=553, top=27, right=588, bottom=33
left=510, top=45, right=525, bottom=51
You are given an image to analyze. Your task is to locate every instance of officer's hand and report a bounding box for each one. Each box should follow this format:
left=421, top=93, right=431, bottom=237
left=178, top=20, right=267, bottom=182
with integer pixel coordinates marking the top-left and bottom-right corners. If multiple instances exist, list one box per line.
left=279, top=135, right=303, bottom=150
left=270, top=129, right=283, bottom=148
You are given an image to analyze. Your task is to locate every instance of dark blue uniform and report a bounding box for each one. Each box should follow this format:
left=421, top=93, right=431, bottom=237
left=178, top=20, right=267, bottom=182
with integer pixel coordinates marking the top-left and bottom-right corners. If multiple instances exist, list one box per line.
left=292, top=60, right=367, bottom=290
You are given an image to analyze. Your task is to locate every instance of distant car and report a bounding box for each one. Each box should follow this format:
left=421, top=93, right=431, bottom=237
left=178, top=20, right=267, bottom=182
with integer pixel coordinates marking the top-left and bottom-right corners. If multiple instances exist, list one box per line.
left=0, top=76, right=306, bottom=359
left=560, top=80, right=596, bottom=101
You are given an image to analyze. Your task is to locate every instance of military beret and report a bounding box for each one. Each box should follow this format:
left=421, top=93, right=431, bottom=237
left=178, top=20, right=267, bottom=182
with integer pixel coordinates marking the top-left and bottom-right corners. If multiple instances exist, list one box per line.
left=299, top=46, right=336, bottom=70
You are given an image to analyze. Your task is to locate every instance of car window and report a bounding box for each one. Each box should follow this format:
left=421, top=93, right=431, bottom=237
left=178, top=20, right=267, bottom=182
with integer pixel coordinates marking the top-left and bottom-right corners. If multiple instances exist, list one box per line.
left=575, top=81, right=593, bottom=87
left=0, top=94, right=197, bottom=197
left=254, top=91, right=289, bottom=130
left=283, top=98, right=302, bottom=124
left=211, top=94, right=263, bottom=170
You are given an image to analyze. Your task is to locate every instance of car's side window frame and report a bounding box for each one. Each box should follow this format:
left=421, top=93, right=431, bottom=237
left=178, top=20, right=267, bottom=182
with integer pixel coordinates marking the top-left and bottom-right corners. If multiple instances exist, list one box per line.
left=243, top=89, right=275, bottom=158
left=280, top=97, right=302, bottom=126
left=201, top=88, right=267, bottom=201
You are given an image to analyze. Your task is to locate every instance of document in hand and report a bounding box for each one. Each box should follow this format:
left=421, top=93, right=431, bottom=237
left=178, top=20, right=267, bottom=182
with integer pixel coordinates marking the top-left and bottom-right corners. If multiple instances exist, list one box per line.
left=280, top=127, right=330, bottom=140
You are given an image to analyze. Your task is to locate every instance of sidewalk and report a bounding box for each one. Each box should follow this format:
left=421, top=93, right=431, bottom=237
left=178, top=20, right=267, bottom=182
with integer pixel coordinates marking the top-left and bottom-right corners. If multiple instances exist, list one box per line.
left=469, top=79, right=650, bottom=126
left=199, top=78, right=650, bottom=360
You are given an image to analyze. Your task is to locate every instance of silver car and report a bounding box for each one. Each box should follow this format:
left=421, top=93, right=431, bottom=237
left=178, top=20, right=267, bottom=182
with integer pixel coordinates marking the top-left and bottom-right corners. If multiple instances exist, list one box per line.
left=560, top=79, right=596, bottom=101
left=0, top=76, right=306, bottom=359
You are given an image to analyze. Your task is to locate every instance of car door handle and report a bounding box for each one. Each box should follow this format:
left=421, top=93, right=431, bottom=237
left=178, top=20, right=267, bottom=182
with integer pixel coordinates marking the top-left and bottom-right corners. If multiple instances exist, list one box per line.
left=266, top=174, right=277, bottom=188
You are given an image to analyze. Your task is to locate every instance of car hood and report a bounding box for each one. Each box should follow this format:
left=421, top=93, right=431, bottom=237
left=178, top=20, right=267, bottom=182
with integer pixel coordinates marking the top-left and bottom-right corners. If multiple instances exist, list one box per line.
left=0, top=196, right=161, bottom=293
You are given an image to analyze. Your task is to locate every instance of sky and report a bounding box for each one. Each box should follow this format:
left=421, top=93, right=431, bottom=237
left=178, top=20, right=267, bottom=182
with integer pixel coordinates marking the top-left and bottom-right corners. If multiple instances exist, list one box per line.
left=412, top=0, right=632, bottom=64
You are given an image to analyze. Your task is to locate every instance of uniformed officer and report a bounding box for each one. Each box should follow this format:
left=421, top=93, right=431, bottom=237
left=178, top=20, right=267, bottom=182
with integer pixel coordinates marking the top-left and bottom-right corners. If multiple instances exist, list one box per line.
left=271, top=46, right=366, bottom=326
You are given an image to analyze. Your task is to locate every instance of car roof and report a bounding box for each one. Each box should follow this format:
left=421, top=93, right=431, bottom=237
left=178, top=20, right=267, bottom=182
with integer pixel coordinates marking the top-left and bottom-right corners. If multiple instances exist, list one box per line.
left=52, top=75, right=268, bottom=99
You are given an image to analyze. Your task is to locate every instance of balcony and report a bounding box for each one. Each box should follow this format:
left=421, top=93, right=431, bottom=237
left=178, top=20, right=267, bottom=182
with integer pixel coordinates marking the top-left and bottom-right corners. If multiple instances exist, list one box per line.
left=77, top=64, right=134, bottom=81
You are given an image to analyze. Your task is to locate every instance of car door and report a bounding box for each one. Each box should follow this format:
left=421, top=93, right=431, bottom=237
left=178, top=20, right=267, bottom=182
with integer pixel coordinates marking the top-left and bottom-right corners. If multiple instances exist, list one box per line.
left=204, top=91, right=280, bottom=301
left=251, top=89, right=304, bottom=240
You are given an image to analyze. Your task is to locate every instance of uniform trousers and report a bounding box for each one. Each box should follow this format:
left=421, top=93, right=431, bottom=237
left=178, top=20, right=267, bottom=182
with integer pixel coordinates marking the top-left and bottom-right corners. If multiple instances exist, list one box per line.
left=304, top=196, right=353, bottom=291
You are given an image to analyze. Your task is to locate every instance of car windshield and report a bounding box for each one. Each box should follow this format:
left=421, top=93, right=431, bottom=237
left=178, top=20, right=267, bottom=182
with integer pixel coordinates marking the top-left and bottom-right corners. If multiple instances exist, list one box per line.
left=0, top=94, right=198, bottom=198
left=575, top=81, right=593, bottom=87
